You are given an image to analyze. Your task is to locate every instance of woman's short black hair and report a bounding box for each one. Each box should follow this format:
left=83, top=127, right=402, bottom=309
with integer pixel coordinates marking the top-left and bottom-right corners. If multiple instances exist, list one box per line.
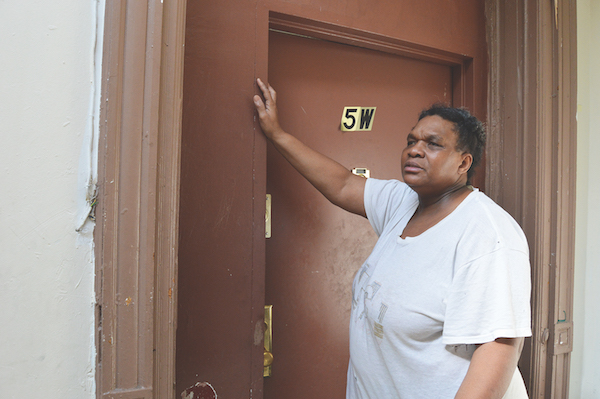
left=418, top=104, right=486, bottom=183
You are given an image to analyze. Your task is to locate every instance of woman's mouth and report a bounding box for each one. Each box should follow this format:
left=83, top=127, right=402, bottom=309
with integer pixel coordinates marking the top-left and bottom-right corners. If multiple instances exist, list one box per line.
left=403, top=161, right=423, bottom=173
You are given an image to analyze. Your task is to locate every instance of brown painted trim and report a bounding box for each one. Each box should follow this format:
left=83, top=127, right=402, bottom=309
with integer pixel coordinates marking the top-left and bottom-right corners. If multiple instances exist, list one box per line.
left=96, top=1, right=185, bottom=398
left=485, top=0, right=577, bottom=397
left=530, top=0, right=559, bottom=394
left=103, top=387, right=153, bottom=399
left=547, top=0, right=577, bottom=396
left=153, top=0, right=186, bottom=398
left=484, top=0, right=502, bottom=203
left=270, top=12, right=472, bottom=66
left=269, top=12, right=474, bottom=112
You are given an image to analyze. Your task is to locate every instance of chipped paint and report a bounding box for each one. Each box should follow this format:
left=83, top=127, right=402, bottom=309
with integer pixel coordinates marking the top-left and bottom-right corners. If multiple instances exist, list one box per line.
left=181, top=382, right=217, bottom=399
left=254, top=320, right=264, bottom=346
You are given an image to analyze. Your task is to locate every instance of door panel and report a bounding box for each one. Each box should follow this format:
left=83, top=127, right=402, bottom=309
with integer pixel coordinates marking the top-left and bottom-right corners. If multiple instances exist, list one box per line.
left=178, top=1, right=486, bottom=398
left=265, top=31, right=454, bottom=398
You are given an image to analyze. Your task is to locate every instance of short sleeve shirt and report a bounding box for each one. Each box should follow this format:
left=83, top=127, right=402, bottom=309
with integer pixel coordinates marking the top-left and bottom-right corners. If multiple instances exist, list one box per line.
left=346, top=178, right=532, bottom=399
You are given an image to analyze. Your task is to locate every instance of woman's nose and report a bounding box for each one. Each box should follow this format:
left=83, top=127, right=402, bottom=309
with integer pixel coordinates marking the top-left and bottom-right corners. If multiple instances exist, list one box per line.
left=407, top=141, right=425, bottom=157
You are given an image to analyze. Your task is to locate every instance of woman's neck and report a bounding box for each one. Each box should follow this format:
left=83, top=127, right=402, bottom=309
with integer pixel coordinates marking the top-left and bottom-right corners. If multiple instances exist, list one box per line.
left=416, top=183, right=472, bottom=212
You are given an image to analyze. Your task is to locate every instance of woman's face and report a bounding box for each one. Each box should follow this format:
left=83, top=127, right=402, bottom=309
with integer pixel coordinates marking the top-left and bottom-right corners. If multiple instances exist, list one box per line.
left=401, top=115, right=471, bottom=195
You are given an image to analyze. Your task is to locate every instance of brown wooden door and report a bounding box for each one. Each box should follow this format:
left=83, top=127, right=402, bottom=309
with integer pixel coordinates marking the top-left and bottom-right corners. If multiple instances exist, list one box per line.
left=265, top=30, right=459, bottom=398
left=178, top=1, right=487, bottom=398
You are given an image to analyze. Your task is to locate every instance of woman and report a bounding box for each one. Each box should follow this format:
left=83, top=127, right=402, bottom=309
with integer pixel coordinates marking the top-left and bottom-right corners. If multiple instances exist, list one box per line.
left=253, top=78, right=531, bottom=399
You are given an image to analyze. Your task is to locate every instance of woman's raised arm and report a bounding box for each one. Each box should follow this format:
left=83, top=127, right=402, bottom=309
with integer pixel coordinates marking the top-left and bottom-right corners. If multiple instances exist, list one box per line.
left=254, top=78, right=367, bottom=217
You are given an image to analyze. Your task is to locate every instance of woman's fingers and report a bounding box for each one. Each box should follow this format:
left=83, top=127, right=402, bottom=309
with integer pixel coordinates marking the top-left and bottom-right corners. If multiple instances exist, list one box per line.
left=268, top=83, right=276, bottom=102
left=256, top=78, right=270, bottom=100
left=257, top=78, right=276, bottom=104
left=254, top=78, right=283, bottom=138
left=253, top=94, right=265, bottom=112
left=255, top=78, right=277, bottom=120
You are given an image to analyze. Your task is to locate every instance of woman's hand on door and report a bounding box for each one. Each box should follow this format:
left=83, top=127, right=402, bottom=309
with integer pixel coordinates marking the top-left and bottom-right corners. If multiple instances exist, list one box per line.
left=254, top=78, right=284, bottom=141
left=253, top=78, right=367, bottom=217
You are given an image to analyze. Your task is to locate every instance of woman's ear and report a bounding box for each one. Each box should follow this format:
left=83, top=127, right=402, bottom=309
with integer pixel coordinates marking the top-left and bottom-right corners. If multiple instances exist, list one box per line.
left=458, top=153, right=473, bottom=176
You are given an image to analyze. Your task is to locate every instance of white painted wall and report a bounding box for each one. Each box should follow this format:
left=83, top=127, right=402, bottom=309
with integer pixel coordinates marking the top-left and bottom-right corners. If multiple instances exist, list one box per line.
left=0, top=1, right=103, bottom=398
left=571, top=0, right=600, bottom=397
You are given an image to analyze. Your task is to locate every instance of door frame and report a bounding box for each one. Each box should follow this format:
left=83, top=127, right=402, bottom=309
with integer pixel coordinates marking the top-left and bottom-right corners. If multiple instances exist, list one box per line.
left=485, top=0, right=576, bottom=396
left=95, top=0, right=576, bottom=398
left=268, top=12, right=476, bottom=109
left=264, top=14, right=479, bottom=397
left=94, top=1, right=185, bottom=398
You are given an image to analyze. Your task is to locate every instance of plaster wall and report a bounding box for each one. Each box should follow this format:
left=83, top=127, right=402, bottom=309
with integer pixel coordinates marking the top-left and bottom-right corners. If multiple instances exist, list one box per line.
left=0, top=1, right=103, bottom=397
left=571, top=0, right=600, bottom=397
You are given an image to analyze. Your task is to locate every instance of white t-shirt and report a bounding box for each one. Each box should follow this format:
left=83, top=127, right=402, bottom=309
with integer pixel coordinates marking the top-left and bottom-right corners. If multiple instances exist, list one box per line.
left=346, top=178, right=532, bottom=399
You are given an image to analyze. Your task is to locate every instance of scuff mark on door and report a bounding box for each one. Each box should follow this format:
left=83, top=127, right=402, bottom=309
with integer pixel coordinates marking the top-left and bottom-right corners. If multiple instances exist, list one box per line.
left=181, top=381, right=217, bottom=399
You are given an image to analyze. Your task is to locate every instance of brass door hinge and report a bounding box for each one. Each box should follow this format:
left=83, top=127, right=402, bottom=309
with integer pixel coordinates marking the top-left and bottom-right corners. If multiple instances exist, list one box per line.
left=264, top=305, right=273, bottom=377
left=265, top=194, right=272, bottom=239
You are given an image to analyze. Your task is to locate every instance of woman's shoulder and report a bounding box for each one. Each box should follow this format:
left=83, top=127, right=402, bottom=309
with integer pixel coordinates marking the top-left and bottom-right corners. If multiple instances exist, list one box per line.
left=457, top=190, right=529, bottom=254
left=366, top=178, right=414, bottom=200
left=364, top=178, right=418, bottom=236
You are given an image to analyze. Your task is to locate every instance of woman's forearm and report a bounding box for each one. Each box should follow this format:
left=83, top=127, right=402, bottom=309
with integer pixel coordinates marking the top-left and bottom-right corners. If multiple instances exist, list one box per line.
left=455, top=337, right=524, bottom=399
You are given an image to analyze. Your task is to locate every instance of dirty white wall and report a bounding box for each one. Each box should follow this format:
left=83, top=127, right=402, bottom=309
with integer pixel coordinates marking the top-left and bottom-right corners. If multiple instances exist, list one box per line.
left=571, top=0, right=600, bottom=397
left=0, top=1, right=104, bottom=398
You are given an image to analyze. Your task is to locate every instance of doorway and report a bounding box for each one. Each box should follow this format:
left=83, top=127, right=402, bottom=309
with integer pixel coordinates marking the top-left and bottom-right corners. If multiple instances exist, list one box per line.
left=265, top=29, right=471, bottom=398
left=95, top=1, right=576, bottom=398
left=177, top=3, right=486, bottom=397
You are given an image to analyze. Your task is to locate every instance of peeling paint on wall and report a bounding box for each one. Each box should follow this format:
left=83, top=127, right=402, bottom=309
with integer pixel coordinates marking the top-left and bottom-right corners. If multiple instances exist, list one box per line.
left=181, top=382, right=218, bottom=399
left=75, top=0, right=105, bottom=232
